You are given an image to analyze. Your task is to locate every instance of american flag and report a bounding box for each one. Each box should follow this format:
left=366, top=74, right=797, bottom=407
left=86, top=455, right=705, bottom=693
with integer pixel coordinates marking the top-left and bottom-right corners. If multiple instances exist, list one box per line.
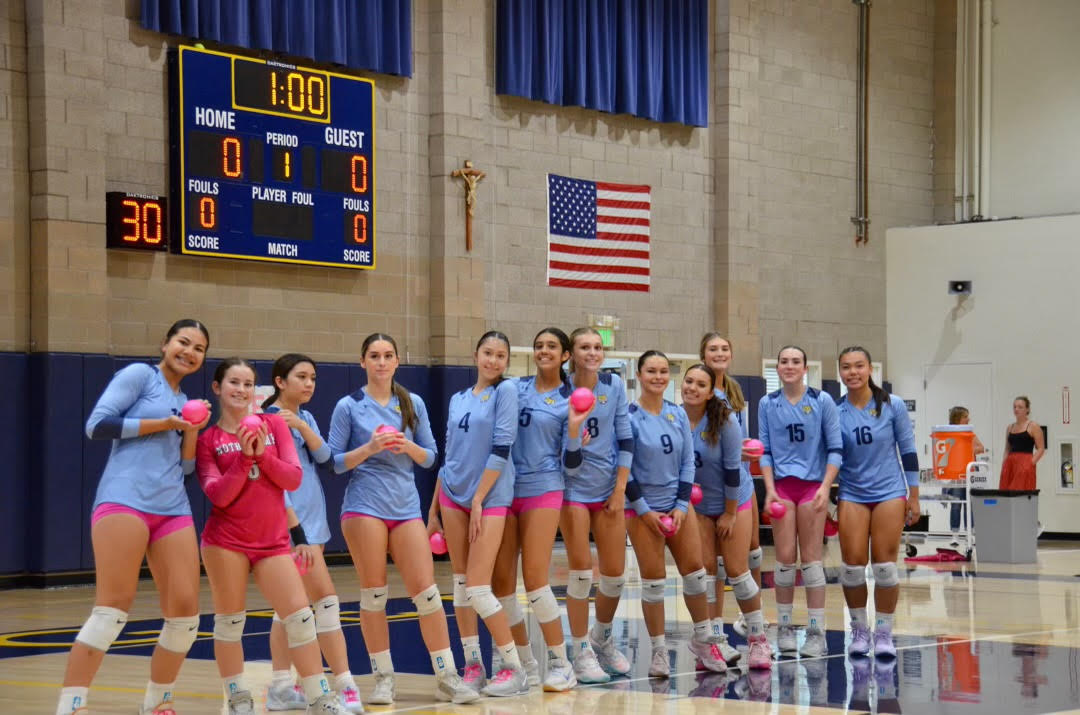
left=547, top=174, right=650, bottom=292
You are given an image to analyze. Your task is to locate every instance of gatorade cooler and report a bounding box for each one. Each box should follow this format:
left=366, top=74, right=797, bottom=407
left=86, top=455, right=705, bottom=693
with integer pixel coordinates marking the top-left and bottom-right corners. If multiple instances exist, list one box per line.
left=931, top=425, right=976, bottom=480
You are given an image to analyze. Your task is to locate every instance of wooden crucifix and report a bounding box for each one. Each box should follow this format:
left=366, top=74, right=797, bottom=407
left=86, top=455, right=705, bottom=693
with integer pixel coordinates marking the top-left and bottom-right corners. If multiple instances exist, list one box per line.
left=450, top=160, right=485, bottom=252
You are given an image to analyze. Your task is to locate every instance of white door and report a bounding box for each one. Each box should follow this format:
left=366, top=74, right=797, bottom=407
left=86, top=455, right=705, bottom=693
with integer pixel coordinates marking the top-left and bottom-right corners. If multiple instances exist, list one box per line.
left=922, top=362, right=995, bottom=464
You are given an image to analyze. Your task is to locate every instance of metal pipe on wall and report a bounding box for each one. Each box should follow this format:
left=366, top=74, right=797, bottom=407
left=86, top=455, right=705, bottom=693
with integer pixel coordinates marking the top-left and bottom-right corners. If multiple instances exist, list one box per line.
left=978, top=0, right=993, bottom=219
left=955, top=0, right=967, bottom=222
left=969, top=0, right=981, bottom=217
left=851, top=0, right=870, bottom=244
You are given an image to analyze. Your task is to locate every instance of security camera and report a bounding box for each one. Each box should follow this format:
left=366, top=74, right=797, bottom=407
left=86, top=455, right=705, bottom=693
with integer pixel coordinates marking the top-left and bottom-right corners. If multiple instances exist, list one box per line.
left=948, top=280, right=972, bottom=296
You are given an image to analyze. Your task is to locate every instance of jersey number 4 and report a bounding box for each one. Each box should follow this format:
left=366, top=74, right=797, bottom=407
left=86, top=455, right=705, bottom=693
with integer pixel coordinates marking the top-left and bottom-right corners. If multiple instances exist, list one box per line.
left=458, top=412, right=471, bottom=432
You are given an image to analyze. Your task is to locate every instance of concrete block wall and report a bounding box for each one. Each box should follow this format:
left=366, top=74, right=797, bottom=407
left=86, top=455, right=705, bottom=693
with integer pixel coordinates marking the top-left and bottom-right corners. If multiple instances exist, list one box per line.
left=0, top=0, right=30, bottom=352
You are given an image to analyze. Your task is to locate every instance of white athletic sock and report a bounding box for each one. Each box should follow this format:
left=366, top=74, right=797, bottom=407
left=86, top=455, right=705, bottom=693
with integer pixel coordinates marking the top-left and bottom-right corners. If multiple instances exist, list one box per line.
left=808, top=608, right=826, bottom=631
left=333, top=671, right=357, bottom=691
left=224, top=674, right=248, bottom=699
left=547, top=642, right=567, bottom=662
left=516, top=643, right=537, bottom=665
left=851, top=607, right=869, bottom=628
left=875, top=612, right=895, bottom=631
left=571, top=636, right=590, bottom=655
left=591, top=619, right=613, bottom=642
left=369, top=649, right=394, bottom=675
left=430, top=647, right=455, bottom=675
left=461, top=635, right=482, bottom=664
left=777, top=603, right=794, bottom=626
left=300, top=673, right=331, bottom=703
left=746, top=610, right=765, bottom=637
left=497, top=641, right=522, bottom=669
left=692, top=620, right=711, bottom=641
left=142, top=680, right=175, bottom=710
left=650, top=634, right=666, bottom=650
left=271, top=669, right=293, bottom=688
left=56, top=687, right=89, bottom=714
left=711, top=618, right=725, bottom=638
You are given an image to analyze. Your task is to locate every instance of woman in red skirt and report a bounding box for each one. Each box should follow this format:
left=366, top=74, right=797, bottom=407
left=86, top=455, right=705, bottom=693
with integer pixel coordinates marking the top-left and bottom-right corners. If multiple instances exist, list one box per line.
left=999, top=396, right=1045, bottom=491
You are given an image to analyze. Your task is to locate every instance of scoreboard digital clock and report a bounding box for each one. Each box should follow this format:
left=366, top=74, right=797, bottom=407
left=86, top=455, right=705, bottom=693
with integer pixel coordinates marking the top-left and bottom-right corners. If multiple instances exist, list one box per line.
left=169, top=46, right=375, bottom=269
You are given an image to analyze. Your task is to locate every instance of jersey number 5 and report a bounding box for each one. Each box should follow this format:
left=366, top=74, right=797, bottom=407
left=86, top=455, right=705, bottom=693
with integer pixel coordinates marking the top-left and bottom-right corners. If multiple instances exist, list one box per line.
left=519, top=408, right=532, bottom=428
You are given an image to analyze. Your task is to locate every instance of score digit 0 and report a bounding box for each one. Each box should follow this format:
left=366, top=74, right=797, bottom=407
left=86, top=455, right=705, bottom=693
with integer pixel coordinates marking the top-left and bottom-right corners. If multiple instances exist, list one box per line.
left=198, top=196, right=217, bottom=230
left=350, top=213, right=368, bottom=244
left=351, top=155, right=367, bottom=193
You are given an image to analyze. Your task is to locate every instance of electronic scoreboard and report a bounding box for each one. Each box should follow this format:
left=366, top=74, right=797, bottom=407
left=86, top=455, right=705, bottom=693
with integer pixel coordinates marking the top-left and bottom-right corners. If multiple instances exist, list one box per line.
left=169, top=45, right=375, bottom=269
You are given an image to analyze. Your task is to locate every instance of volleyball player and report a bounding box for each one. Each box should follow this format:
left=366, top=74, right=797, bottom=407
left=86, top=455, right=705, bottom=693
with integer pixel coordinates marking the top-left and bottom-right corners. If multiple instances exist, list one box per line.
left=758, top=346, right=842, bottom=657
left=625, top=351, right=727, bottom=678
left=490, top=328, right=584, bottom=691
left=699, top=333, right=765, bottom=637
left=261, top=354, right=363, bottom=712
left=559, top=327, right=633, bottom=683
left=836, top=346, right=920, bottom=658
left=57, top=320, right=209, bottom=715
left=426, top=331, right=527, bottom=697
left=197, top=358, right=349, bottom=714
left=682, top=364, right=772, bottom=670
left=327, top=334, right=477, bottom=705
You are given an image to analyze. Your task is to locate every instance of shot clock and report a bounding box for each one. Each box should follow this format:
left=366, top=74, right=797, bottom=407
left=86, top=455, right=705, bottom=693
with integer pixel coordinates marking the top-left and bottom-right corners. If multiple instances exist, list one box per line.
left=169, top=45, right=376, bottom=269
left=106, top=192, right=168, bottom=251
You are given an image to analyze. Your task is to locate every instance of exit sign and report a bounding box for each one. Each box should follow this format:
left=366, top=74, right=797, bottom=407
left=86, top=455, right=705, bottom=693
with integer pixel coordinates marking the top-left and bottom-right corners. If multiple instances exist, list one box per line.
left=597, top=328, right=615, bottom=349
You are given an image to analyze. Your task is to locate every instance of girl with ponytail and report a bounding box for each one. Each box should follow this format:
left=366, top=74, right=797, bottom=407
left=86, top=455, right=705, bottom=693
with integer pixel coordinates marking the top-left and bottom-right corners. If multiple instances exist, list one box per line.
left=327, top=334, right=477, bottom=706
left=261, top=354, right=364, bottom=712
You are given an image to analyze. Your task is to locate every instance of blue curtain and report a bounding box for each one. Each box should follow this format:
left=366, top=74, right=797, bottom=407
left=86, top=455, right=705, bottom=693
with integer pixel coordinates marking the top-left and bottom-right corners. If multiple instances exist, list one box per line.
left=496, top=0, right=707, bottom=127
left=142, top=0, right=412, bottom=77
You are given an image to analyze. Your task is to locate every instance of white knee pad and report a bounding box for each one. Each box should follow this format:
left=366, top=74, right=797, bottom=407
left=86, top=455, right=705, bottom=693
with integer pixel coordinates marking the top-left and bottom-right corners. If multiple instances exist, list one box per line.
left=360, top=586, right=388, bottom=612
left=213, top=612, right=246, bottom=643
left=748, top=547, right=763, bottom=571
left=413, top=584, right=443, bottom=616
left=872, top=562, right=900, bottom=588
left=466, top=585, right=502, bottom=619
left=526, top=586, right=561, bottom=624
left=283, top=607, right=317, bottom=648
left=499, top=593, right=524, bottom=626
left=566, top=569, right=593, bottom=600
left=314, top=595, right=342, bottom=633
left=801, top=561, right=826, bottom=589
left=840, top=562, right=867, bottom=588
left=158, top=615, right=199, bottom=653
left=774, top=562, right=797, bottom=588
left=75, top=606, right=128, bottom=651
left=641, top=578, right=666, bottom=603
left=598, top=573, right=626, bottom=599
left=683, top=568, right=708, bottom=596
left=730, top=570, right=759, bottom=602
left=705, top=575, right=717, bottom=604
left=716, top=556, right=727, bottom=581
left=453, top=574, right=469, bottom=607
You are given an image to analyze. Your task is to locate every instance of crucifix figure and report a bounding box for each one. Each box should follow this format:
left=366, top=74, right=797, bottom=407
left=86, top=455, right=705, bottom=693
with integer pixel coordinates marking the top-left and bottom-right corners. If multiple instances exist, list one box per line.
left=450, top=160, right=485, bottom=252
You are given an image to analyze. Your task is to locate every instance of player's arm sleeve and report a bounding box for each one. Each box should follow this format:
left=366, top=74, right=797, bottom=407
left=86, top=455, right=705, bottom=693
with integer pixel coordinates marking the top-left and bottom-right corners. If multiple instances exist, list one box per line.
left=257, top=415, right=303, bottom=491
left=327, top=399, right=354, bottom=475
left=412, top=395, right=438, bottom=469
left=757, top=398, right=773, bottom=468
left=485, top=380, right=518, bottom=472
left=615, top=381, right=634, bottom=469
left=822, top=395, right=844, bottom=467
left=197, top=435, right=251, bottom=508
left=626, top=474, right=651, bottom=515
left=674, top=414, right=695, bottom=513
left=85, top=364, right=151, bottom=440
left=891, top=396, right=920, bottom=486
left=562, top=416, right=583, bottom=473
left=721, top=413, right=743, bottom=500
left=302, top=411, right=332, bottom=464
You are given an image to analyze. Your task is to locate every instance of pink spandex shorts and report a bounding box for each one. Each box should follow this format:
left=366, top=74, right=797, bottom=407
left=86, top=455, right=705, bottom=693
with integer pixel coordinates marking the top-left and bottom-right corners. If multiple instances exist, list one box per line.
left=774, top=477, right=821, bottom=506
left=342, top=512, right=421, bottom=532
left=510, top=490, right=563, bottom=516
left=200, top=538, right=292, bottom=566
left=700, top=498, right=753, bottom=519
left=92, top=503, right=194, bottom=544
left=439, top=490, right=509, bottom=517
left=562, top=499, right=607, bottom=512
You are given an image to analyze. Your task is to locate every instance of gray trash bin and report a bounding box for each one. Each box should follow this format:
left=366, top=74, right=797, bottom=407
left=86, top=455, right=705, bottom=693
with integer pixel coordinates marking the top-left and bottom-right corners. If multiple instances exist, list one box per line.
left=970, top=489, right=1039, bottom=563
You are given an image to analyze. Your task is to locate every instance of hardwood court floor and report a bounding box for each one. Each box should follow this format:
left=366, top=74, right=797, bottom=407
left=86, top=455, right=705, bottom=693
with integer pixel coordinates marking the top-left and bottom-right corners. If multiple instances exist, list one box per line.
left=3, top=539, right=1080, bottom=714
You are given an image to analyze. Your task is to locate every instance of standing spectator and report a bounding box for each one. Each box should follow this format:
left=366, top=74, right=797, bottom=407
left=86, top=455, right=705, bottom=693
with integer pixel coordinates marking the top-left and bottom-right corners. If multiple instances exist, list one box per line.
left=945, top=406, right=985, bottom=546
left=1000, top=397, right=1044, bottom=491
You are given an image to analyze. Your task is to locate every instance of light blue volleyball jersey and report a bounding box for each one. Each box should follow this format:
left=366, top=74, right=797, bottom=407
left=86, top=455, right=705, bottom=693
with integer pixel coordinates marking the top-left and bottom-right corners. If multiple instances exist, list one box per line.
left=86, top=363, right=193, bottom=516
left=328, top=389, right=438, bottom=521
left=511, top=377, right=579, bottom=498
left=837, top=394, right=920, bottom=503
left=265, top=406, right=332, bottom=545
left=626, top=400, right=695, bottom=515
left=715, top=387, right=753, bottom=485
left=757, top=387, right=843, bottom=482
left=687, top=408, right=752, bottom=515
left=563, top=372, right=634, bottom=503
left=440, top=379, right=518, bottom=508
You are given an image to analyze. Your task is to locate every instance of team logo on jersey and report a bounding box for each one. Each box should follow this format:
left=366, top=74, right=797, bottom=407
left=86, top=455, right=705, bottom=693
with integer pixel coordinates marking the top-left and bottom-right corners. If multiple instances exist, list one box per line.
left=248, top=464, right=260, bottom=480
left=481, top=393, right=491, bottom=402
left=869, top=409, right=878, bottom=417
left=665, top=412, right=675, bottom=422
left=394, top=404, right=401, bottom=413
left=544, top=397, right=555, bottom=405
left=598, top=395, right=608, bottom=404
left=802, top=405, right=812, bottom=414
